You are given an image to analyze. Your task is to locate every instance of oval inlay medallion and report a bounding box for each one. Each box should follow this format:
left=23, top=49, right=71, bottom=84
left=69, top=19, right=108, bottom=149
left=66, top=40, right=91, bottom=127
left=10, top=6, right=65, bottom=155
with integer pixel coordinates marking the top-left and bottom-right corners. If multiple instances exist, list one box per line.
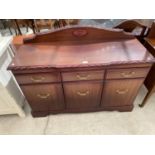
left=73, top=29, right=88, bottom=37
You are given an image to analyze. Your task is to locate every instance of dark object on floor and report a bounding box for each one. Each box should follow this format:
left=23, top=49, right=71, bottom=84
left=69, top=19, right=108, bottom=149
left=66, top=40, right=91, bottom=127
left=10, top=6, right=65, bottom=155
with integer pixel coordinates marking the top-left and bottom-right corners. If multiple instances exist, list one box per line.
left=139, top=22, right=155, bottom=107
left=114, top=20, right=149, bottom=44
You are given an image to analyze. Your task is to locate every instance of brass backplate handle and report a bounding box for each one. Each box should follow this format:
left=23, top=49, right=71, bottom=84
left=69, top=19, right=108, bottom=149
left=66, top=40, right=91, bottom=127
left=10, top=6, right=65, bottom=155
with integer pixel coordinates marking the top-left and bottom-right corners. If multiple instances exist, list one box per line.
left=37, top=93, right=50, bottom=99
left=121, top=71, right=135, bottom=77
left=76, top=74, right=90, bottom=80
left=31, top=76, right=45, bottom=82
left=77, top=90, right=89, bottom=96
left=116, top=89, right=128, bottom=95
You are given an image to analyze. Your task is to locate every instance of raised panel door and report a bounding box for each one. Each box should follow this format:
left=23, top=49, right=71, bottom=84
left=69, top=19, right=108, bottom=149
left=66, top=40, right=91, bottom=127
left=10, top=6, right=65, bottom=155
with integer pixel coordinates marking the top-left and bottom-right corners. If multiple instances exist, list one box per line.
left=101, top=79, right=144, bottom=107
left=64, top=81, right=102, bottom=109
left=21, top=84, right=64, bottom=112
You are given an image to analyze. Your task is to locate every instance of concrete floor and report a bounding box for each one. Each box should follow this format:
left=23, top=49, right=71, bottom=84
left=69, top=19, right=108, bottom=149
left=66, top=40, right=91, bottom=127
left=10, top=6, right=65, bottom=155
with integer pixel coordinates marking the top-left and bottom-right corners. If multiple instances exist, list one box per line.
left=0, top=85, right=155, bottom=135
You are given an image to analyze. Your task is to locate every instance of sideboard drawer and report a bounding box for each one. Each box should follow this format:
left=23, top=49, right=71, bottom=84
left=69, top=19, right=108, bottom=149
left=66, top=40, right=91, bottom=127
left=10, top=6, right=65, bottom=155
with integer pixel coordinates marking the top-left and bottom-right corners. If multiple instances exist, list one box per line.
left=21, top=84, right=64, bottom=111
left=62, top=70, right=104, bottom=82
left=15, top=72, right=61, bottom=84
left=106, top=68, right=150, bottom=79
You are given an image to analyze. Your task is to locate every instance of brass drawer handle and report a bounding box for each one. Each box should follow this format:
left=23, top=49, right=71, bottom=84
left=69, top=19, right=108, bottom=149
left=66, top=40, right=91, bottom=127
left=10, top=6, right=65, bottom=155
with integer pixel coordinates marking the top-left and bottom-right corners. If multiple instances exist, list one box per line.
left=116, top=89, right=128, bottom=95
left=37, top=93, right=50, bottom=99
left=31, top=76, right=45, bottom=82
left=121, top=71, right=135, bottom=78
left=76, top=74, right=90, bottom=80
left=77, top=90, right=89, bottom=96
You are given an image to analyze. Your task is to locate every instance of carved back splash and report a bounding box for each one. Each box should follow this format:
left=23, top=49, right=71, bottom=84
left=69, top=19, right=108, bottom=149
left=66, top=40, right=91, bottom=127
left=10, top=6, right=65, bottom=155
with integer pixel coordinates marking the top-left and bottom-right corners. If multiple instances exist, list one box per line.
left=24, top=26, right=135, bottom=44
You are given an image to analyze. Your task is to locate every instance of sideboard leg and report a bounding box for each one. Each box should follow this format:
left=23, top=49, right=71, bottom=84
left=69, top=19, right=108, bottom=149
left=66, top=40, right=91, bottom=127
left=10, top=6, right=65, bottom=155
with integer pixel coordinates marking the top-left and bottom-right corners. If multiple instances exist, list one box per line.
left=31, top=111, right=49, bottom=117
left=118, top=105, right=133, bottom=112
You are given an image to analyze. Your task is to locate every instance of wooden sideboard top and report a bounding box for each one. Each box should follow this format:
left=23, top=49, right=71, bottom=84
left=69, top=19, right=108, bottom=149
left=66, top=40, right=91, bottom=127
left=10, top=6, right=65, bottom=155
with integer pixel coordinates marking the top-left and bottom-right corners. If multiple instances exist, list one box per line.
left=9, top=26, right=155, bottom=70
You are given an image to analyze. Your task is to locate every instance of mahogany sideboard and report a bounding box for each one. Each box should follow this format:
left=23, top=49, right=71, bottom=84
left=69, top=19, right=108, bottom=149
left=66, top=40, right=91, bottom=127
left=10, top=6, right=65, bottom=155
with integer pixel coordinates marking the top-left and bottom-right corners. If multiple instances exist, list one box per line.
left=8, top=26, right=155, bottom=117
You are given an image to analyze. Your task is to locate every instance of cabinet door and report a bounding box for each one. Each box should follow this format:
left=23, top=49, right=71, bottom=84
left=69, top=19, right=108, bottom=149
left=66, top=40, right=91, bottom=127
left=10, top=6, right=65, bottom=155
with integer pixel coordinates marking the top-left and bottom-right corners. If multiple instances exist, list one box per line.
left=21, top=84, right=64, bottom=111
left=101, top=79, right=143, bottom=107
left=64, top=81, right=102, bottom=109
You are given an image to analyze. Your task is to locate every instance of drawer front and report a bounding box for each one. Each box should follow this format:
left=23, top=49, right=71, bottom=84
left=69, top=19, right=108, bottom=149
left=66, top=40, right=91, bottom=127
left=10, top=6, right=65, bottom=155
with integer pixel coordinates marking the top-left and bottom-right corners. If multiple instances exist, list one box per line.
left=62, top=70, right=104, bottom=82
left=15, top=72, right=61, bottom=84
left=21, top=84, right=64, bottom=111
left=106, top=68, right=150, bottom=79
left=64, top=81, right=102, bottom=109
left=101, top=79, right=143, bottom=107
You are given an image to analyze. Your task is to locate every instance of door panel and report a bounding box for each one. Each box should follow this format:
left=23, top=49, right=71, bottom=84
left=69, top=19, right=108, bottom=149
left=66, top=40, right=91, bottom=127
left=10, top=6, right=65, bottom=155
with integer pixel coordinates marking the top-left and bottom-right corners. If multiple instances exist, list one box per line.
left=64, top=81, right=102, bottom=109
left=21, top=84, right=64, bottom=111
left=101, top=79, right=143, bottom=107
